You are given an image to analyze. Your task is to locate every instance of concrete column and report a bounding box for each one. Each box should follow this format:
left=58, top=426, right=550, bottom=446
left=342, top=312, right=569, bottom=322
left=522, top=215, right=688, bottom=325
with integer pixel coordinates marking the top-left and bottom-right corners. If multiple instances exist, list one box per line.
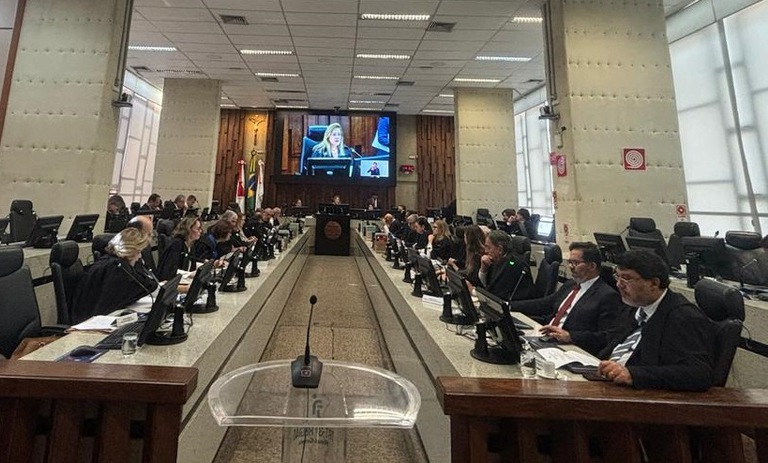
left=153, top=78, right=221, bottom=208
left=0, top=0, right=129, bottom=230
left=545, top=0, right=687, bottom=244
left=395, top=114, right=417, bottom=210
left=454, top=88, right=517, bottom=217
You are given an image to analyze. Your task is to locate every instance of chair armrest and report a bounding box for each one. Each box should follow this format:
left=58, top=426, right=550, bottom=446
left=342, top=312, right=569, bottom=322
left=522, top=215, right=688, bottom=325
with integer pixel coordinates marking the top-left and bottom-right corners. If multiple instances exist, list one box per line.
left=40, top=325, right=69, bottom=336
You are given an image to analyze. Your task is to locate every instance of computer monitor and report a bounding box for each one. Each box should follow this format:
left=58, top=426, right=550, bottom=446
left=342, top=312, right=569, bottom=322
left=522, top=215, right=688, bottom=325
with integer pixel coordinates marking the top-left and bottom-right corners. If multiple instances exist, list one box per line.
left=219, top=250, right=244, bottom=292
left=474, top=287, right=523, bottom=365
left=65, top=214, right=99, bottom=242
left=682, top=236, right=728, bottom=285
left=317, top=203, right=350, bottom=215
left=444, top=267, right=479, bottom=325
left=426, top=208, right=443, bottom=219
left=415, top=254, right=443, bottom=297
left=182, top=261, right=216, bottom=313
left=306, top=157, right=352, bottom=177
left=0, top=217, right=9, bottom=244
left=144, top=274, right=186, bottom=346
left=24, top=215, right=64, bottom=248
left=625, top=236, right=671, bottom=267
left=593, top=232, right=627, bottom=263
left=537, top=216, right=556, bottom=242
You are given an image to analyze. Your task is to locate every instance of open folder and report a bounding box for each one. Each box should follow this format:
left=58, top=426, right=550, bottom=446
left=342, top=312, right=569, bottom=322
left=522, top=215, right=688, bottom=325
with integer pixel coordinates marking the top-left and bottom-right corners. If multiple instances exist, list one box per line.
left=535, top=347, right=600, bottom=370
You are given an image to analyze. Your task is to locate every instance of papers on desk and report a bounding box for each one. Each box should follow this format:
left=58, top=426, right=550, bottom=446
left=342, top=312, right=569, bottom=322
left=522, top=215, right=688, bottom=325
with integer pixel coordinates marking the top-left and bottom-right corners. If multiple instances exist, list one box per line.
left=177, top=269, right=195, bottom=283
left=67, top=316, right=117, bottom=333
left=536, top=347, right=600, bottom=370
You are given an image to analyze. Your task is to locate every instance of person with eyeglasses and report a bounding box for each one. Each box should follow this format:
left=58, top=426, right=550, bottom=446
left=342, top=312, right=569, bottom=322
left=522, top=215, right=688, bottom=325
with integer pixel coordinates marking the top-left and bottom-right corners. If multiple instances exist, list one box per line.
left=512, top=242, right=624, bottom=356
left=596, top=249, right=715, bottom=391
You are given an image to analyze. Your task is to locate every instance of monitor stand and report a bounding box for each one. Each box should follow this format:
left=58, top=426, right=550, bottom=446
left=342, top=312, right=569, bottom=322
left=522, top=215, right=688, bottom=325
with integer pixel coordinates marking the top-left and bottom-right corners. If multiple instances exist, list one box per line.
left=188, top=282, right=219, bottom=313
left=221, top=269, right=247, bottom=293
left=470, top=322, right=517, bottom=365
left=145, top=308, right=188, bottom=346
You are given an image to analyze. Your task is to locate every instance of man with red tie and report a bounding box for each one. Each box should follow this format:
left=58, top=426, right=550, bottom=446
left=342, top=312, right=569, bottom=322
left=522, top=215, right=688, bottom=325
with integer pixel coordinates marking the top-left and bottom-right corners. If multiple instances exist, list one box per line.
left=512, top=242, right=626, bottom=355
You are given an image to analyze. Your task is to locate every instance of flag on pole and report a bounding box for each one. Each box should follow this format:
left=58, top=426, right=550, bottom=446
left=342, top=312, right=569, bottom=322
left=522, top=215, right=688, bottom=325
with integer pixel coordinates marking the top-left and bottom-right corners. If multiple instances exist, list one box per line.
left=236, top=159, right=246, bottom=213
left=254, top=159, right=265, bottom=210
left=246, top=150, right=258, bottom=213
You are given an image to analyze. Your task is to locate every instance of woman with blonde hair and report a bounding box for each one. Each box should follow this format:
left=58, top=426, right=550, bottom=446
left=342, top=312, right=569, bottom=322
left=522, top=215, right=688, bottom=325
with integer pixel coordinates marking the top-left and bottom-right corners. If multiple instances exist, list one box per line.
left=312, top=123, right=352, bottom=159
left=429, top=219, right=454, bottom=262
left=71, top=228, right=159, bottom=323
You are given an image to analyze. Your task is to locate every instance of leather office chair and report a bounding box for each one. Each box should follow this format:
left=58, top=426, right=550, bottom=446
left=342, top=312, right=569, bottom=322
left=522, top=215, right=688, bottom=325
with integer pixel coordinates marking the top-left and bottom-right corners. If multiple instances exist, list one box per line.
left=510, top=235, right=533, bottom=267
left=299, top=125, right=327, bottom=175
left=694, top=279, right=745, bottom=386
left=130, top=202, right=141, bottom=215
left=0, top=246, right=66, bottom=358
left=50, top=241, right=85, bottom=325
left=156, top=219, right=176, bottom=258
left=9, top=199, right=35, bottom=243
left=534, top=244, right=562, bottom=297
left=667, top=221, right=700, bottom=269
left=91, top=233, right=115, bottom=261
left=627, top=217, right=671, bottom=265
left=476, top=208, right=493, bottom=226
left=721, top=231, right=767, bottom=286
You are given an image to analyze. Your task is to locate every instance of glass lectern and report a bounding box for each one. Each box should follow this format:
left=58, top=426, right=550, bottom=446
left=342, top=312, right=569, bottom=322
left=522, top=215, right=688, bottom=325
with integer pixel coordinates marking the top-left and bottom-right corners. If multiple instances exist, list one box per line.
left=208, top=360, right=421, bottom=463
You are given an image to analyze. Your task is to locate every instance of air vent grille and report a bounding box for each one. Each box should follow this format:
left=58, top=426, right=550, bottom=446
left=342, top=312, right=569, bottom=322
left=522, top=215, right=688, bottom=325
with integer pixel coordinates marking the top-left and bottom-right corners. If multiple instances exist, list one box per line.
left=220, top=14, right=248, bottom=25
left=426, top=21, right=456, bottom=33
left=397, top=80, right=415, bottom=86
left=260, top=77, right=279, bottom=83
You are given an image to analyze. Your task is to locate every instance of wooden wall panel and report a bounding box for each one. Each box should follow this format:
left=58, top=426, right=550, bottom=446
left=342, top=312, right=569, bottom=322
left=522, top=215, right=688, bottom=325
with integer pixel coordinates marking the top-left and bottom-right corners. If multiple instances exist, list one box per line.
left=417, top=115, right=455, bottom=214
left=213, top=109, right=246, bottom=207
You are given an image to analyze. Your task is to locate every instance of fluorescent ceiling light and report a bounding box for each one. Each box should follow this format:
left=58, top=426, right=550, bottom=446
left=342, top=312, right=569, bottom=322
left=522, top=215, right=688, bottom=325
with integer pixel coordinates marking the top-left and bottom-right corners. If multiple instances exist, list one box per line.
left=128, top=45, right=176, bottom=52
left=350, top=100, right=386, bottom=104
left=275, top=105, right=308, bottom=109
left=240, top=49, right=293, bottom=55
left=438, top=94, right=454, bottom=98
left=512, top=16, right=542, bottom=23
left=354, top=75, right=400, bottom=80
left=356, top=53, right=411, bottom=60
left=361, top=13, right=430, bottom=21
left=255, top=72, right=300, bottom=77
left=348, top=107, right=379, bottom=111
left=475, top=55, right=531, bottom=62
left=454, top=78, right=501, bottom=83
left=422, top=109, right=454, bottom=114
left=220, top=104, right=237, bottom=108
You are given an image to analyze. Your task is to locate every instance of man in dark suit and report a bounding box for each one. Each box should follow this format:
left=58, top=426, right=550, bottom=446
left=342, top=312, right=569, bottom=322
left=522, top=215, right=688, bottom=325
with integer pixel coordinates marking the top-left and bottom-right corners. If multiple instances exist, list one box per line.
left=478, top=230, right=534, bottom=301
left=513, top=242, right=624, bottom=355
left=597, top=249, right=715, bottom=391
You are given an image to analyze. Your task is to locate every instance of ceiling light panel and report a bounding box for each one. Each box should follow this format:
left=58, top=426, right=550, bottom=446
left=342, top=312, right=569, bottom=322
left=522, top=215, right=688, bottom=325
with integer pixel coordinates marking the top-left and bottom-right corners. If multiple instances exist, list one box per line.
left=360, top=13, right=431, bottom=21
left=128, top=45, right=177, bottom=52
left=454, top=77, right=501, bottom=83
left=354, top=75, right=400, bottom=80
left=255, top=72, right=301, bottom=77
left=475, top=55, right=531, bottom=62
left=356, top=53, right=411, bottom=60
left=240, top=49, right=293, bottom=55
left=512, top=16, right=543, bottom=23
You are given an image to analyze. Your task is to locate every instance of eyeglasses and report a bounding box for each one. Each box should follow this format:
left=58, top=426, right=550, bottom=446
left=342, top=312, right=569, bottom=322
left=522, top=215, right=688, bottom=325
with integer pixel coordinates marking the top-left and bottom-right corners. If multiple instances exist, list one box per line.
left=566, top=259, right=585, bottom=266
left=613, top=273, right=642, bottom=285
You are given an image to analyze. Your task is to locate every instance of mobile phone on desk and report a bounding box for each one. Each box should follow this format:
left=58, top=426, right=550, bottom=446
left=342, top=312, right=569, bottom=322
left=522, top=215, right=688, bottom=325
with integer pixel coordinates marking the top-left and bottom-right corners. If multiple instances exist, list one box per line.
left=582, top=371, right=612, bottom=382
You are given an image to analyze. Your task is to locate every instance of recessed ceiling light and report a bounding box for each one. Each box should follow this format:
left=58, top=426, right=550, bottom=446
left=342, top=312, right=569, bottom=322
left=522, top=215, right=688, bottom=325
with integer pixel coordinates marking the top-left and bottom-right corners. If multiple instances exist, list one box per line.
left=356, top=53, right=411, bottom=60
left=240, top=49, right=294, bottom=55
left=438, top=94, right=454, bottom=98
left=475, top=55, right=531, bottom=62
left=255, top=72, right=300, bottom=78
left=354, top=75, right=400, bottom=80
left=361, top=13, right=430, bottom=21
left=454, top=78, right=501, bottom=83
left=350, top=100, right=386, bottom=104
left=128, top=45, right=177, bottom=52
left=221, top=104, right=238, bottom=108
left=422, top=109, right=454, bottom=114
left=348, top=107, right=379, bottom=111
left=275, top=105, right=309, bottom=109
left=512, top=16, right=543, bottom=23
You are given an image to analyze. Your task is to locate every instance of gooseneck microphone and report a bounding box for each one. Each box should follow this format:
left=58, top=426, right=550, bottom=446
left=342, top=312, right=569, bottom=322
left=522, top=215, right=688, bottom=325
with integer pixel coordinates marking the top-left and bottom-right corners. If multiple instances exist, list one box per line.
left=507, top=265, right=529, bottom=304
left=291, top=295, right=323, bottom=388
left=740, top=258, right=759, bottom=289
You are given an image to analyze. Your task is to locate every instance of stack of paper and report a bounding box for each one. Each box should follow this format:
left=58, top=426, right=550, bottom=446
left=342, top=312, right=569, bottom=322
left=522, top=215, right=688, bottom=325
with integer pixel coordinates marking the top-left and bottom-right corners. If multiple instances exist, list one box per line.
left=66, top=316, right=117, bottom=333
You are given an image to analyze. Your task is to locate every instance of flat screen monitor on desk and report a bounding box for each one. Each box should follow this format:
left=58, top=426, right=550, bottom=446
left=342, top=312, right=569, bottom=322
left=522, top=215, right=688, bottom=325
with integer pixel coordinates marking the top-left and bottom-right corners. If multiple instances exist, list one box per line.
left=65, top=214, right=99, bottom=242
left=306, top=157, right=352, bottom=177
left=474, top=287, right=523, bottom=365
left=594, top=232, right=626, bottom=263
left=625, top=236, right=671, bottom=267
left=24, top=215, right=64, bottom=248
left=682, top=236, right=728, bottom=285
left=317, top=203, right=349, bottom=215
left=444, top=267, right=479, bottom=325
left=537, top=216, right=556, bottom=242
left=182, top=261, right=216, bottom=313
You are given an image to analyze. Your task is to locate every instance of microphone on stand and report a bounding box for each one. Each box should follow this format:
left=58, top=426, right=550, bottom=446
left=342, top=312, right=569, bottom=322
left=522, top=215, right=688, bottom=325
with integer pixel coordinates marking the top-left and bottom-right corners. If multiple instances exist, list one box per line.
left=291, top=295, right=322, bottom=388
left=714, top=230, right=720, bottom=238
left=740, top=258, right=759, bottom=289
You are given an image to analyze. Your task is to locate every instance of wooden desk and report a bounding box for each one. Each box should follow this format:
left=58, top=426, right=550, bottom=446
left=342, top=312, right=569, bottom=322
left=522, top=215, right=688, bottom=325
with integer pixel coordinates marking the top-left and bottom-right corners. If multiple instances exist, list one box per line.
left=438, top=376, right=768, bottom=463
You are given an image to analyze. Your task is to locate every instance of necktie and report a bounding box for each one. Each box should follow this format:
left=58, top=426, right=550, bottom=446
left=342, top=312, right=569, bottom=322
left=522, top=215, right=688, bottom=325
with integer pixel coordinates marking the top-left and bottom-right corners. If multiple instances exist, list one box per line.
left=550, top=284, right=581, bottom=326
left=609, top=308, right=648, bottom=362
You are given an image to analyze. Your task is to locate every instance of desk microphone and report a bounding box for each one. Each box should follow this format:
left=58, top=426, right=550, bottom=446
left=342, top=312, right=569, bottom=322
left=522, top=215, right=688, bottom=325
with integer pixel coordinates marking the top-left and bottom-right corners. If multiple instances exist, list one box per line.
left=507, top=265, right=529, bottom=304
left=714, top=230, right=720, bottom=238
left=117, top=260, right=155, bottom=305
left=740, top=258, right=759, bottom=289
left=291, top=295, right=322, bottom=388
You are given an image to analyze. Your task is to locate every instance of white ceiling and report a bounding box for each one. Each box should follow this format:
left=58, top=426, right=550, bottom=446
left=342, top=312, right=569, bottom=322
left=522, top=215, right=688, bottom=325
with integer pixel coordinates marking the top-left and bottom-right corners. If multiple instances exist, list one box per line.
left=128, top=0, right=694, bottom=115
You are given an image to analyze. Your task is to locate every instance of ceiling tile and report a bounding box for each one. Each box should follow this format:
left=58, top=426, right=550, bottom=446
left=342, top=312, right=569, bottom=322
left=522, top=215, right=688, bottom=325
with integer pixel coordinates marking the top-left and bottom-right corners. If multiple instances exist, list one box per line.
left=136, top=6, right=212, bottom=22
left=164, top=32, right=231, bottom=44
left=223, top=24, right=291, bottom=36
left=281, top=0, right=357, bottom=13
left=289, top=26, right=356, bottom=38
left=285, top=12, right=357, bottom=27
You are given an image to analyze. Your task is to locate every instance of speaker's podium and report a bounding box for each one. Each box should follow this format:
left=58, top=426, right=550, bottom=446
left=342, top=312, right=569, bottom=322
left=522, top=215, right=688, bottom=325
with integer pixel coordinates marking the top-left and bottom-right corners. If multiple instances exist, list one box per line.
left=315, top=204, right=351, bottom=256
left=208, top=360, right=420, bottom=463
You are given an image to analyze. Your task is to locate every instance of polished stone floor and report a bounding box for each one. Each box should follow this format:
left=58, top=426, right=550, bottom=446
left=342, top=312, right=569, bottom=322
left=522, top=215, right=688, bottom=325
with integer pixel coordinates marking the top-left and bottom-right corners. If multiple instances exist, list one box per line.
left=214, top=251, right=428, bottom=463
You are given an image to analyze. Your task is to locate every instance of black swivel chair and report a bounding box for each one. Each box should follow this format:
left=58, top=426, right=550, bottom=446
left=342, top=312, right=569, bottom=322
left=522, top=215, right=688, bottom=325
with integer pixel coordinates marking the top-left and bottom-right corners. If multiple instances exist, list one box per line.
left=0, top=246, right=66, bottom=358
left=91, top=233, right=116, bottom=261
left=693, top=279, right=745, bottom=386
left=509, top=235, right=532, bottom=267
left=130, top=202, right=141, bottom=215
left=50, top=240, right=85, bottom=325
left=721, top=231, right=768, bottom=286
left=667, top=221, right=700, bottom=269
left=628, top=217, right=671, bottom=264
left=476, top=208, right=493, bottom=226
left=9, top=199, right=35, bottom=243
left=534, top=244, right=562, bottom=297
left=156, top=219, right=176, bottom=258
left=298, top=125, right=327, bottom=175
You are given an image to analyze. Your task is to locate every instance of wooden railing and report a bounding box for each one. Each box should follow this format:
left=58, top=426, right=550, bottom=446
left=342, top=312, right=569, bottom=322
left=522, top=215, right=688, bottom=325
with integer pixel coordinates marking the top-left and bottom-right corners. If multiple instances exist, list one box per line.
left=438, top=377, right=768, bottom=463
left=0, top=360, right=198, bottom=463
